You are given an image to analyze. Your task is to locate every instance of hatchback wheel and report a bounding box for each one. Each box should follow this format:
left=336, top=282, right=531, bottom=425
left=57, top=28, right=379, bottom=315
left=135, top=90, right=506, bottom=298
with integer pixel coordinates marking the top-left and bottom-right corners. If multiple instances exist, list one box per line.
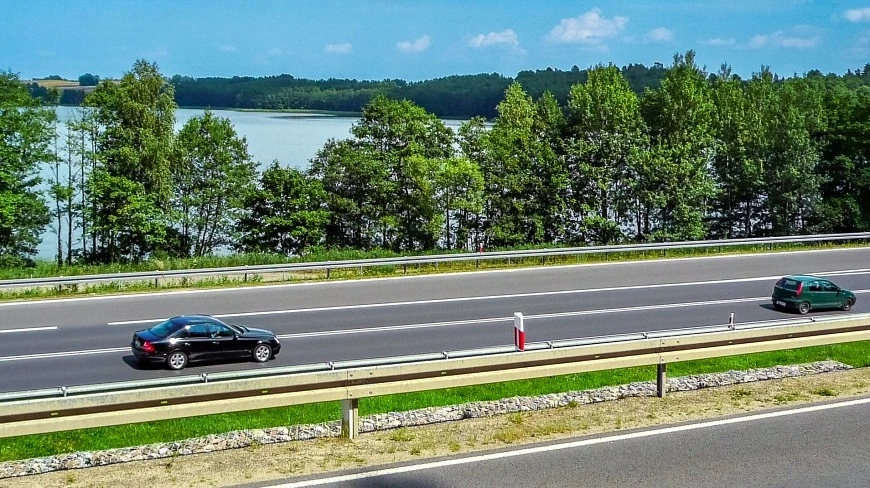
left=166, top=351, right=188, bottom=370
left=798, top=302, right=810, bottom=315
left=842, top=299, right=853, bottom=311
left=252, top=344, right=272, bottom=363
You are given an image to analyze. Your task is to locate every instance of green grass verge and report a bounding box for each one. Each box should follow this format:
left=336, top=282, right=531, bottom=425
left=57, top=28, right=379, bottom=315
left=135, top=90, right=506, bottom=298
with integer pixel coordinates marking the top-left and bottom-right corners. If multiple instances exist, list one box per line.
left=1, top=241, right=866, bottom=302
left=2, top=340, right=868, bottom=462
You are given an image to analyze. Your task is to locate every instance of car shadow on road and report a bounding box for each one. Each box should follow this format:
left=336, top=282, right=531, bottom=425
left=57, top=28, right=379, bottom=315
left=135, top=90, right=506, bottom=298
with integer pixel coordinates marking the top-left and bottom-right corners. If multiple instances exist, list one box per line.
left=122, top=354, right=275, bottom=371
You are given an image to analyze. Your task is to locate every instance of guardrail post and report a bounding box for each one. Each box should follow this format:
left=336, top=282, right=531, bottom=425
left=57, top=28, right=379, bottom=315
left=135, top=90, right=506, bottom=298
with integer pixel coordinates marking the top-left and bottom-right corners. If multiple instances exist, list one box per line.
left=341, top=398, right=359, bottom=439
left=656, top=363, right=667, bottom=398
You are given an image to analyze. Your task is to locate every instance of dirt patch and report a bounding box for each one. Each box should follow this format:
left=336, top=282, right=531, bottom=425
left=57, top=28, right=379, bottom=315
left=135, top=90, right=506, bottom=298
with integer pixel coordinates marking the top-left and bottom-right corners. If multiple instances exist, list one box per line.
left=5, top=368, right=870, bottom=488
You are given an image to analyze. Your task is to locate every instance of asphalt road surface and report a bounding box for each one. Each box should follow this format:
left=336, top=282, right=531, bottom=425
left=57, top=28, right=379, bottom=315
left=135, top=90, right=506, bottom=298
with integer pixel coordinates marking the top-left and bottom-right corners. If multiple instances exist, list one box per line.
left=1, top=248, right=869, bottom=393
left=267, top=396, right=870, bottom=488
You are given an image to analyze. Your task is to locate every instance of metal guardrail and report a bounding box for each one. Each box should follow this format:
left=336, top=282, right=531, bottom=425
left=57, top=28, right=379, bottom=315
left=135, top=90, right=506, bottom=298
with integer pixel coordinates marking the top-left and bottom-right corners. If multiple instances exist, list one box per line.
left=2, top=312, right=869, bottom=439
left=1, top=232, right=868, bottom=289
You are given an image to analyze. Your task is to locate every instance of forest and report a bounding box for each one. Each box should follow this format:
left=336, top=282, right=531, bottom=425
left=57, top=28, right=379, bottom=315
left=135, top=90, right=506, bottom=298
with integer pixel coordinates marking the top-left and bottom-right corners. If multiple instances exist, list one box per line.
left=2, top=51, right=869, bottom=268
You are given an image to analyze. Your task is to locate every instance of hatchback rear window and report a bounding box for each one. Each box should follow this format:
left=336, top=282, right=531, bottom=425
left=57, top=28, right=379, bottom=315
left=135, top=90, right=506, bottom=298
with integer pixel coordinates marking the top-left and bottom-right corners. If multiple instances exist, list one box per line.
left=776, top=278, right=800, bottom=290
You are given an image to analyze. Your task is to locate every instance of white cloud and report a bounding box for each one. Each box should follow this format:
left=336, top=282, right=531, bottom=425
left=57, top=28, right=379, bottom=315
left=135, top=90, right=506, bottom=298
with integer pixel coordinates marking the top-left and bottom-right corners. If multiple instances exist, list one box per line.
left=854, top=30, right=870, bottom=54
left=703, top=37, right=737, bottom=46
left=268, top=47, right=284, bottom=56
left=469, top=29, right=519, bottom=48
left=324, top=43, right=352, bottom=54
left=844, top=8, right=870, bottom=23
left=747, top=27, right=820, bottom=48
left=547, top=8, right=628, bottom=44
left=218, top=45, right=238, bottom=53
left=397, top=35, right=431, bottom=53
left=644, top=27, right=674, bottom=43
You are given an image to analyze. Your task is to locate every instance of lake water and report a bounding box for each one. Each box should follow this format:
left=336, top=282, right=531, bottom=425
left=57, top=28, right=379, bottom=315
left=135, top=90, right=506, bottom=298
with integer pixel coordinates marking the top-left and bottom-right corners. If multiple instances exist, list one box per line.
left=36, top=107, right=467, bottom=259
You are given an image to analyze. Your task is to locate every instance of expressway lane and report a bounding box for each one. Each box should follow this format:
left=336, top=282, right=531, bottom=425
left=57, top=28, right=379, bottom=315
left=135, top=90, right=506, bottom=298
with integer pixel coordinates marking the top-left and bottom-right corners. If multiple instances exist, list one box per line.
left=272, top=397, right=870, bottom=487
left=0, top=248, right=868, bottom=393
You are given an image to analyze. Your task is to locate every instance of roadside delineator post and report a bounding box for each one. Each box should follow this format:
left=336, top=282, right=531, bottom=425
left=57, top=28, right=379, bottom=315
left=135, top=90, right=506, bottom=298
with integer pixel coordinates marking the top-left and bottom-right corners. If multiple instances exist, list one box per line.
left=729, top=312, right=735, bottom=330
left=514, top=312, right=525, bottom=351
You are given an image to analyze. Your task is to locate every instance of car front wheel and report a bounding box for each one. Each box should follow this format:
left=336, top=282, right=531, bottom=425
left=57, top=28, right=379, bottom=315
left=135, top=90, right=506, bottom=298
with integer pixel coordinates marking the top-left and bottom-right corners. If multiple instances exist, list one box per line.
left=166, top=351, right=188, bottom=370
left=798, top=302, right=810, bottom=315
left=842, top=299, right=853, bottom=311
left=252, top=344, right=272, bottom=363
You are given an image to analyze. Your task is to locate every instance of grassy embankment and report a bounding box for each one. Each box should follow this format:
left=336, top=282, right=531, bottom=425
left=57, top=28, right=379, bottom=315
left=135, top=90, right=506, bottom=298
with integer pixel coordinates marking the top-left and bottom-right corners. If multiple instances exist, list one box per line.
left=1, top=340, right=868, bottom=462
left=1, top=241, right=865, bottom=301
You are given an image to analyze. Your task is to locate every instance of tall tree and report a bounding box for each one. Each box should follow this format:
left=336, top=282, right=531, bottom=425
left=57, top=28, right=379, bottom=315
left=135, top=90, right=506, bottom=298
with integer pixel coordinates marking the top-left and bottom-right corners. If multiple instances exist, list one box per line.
left=481, top=82, right=568, bottom=246
left=764, top=77, right=824, bottom=234
left=435, top=157, right=484, bottom=250
left=349, top=95, right=454, bottom=251
left=0, top=71, right=53, bottom=264
left=84, top=60, right=176, bottom=261
left=564, top=64, right=647, bottom=244
left=640, top=51, right=716, bottom=240
left=173, top=110, right=257, bottom=257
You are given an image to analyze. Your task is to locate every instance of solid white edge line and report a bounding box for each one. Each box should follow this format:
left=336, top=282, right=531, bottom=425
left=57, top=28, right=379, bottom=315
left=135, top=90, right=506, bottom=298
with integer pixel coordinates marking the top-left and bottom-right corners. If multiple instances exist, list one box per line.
left=270, top=396, right=870, bottom=487
left=107, top=270, right=870, bottom=326
left=0, top=326, right=57, bottom=334
left=1, top=247, right=868, bottom=308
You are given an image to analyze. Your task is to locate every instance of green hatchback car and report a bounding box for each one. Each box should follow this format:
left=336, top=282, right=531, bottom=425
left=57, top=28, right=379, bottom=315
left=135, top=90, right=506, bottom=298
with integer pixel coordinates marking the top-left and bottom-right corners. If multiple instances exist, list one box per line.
left=771, top=275, right=856, bottom=315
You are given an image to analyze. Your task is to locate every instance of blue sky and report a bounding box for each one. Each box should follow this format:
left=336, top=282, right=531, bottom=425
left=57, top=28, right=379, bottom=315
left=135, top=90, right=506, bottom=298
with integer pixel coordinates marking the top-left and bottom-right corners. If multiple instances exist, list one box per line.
left=4, top=0, right=870, bottom=81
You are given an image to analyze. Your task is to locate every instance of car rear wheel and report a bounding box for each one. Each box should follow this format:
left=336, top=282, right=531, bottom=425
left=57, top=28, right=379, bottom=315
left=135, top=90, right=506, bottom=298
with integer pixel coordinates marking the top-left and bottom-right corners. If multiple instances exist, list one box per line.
left=798, top=302, right=810, bottom=315
left=842, top=299, right=853, bottom=311
left=166, top=351, right=188, bottom=370
left=252, top=344, right=272, bottom=363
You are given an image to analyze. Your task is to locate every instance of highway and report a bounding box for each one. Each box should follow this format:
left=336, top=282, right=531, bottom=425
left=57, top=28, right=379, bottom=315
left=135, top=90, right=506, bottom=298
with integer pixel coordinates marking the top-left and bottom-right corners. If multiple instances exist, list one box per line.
left=270, top=396, right=870, bottom=488
left=1, top=248, right=869, bottom=393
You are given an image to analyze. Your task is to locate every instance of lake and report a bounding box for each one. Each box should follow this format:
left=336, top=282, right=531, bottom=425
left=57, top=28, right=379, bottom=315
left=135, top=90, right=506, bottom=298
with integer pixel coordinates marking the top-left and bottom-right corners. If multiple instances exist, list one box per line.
left=36, top=107, right=468, bottom=259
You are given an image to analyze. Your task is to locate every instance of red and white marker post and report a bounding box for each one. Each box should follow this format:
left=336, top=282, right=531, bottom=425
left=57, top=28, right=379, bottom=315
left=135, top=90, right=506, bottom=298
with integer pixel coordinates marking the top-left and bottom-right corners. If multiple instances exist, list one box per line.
left=514, top=312, right=525, bottom=351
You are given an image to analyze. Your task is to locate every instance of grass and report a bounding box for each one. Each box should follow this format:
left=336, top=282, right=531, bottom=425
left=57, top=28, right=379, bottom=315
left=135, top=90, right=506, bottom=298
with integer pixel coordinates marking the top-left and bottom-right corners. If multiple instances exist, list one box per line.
left=1, top=241, right=865, bottom=302
left=1, top=340, right=868, bottom=463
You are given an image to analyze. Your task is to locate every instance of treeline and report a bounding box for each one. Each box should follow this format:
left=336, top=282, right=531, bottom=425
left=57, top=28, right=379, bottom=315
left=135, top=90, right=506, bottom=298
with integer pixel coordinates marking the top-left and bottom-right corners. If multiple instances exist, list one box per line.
left=170, top=64, right=668, bottom=118
left=2, top=52, right=870, bottom=267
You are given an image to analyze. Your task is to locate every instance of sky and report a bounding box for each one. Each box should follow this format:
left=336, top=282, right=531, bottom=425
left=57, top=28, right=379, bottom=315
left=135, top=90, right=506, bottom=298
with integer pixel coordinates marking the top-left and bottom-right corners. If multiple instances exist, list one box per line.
left=4, top=0, right=870, bottom=82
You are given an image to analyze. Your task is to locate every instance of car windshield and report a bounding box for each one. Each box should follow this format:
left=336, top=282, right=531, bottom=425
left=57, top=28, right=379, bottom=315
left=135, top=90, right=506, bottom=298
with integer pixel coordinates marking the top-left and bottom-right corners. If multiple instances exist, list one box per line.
left=147, top=319, right=185, bottom=338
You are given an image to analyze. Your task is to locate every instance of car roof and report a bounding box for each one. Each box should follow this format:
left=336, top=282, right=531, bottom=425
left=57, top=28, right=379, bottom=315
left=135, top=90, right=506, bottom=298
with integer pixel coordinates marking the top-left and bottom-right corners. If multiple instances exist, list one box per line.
left=169, top=314, right=223, bottom=325
left=783, top=274, right=825, bottom=282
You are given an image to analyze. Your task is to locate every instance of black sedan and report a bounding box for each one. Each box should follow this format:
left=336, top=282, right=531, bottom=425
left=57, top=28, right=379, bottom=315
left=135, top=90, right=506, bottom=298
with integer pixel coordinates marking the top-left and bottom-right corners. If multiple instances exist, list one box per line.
left=131, top=314, right=281, bottom=370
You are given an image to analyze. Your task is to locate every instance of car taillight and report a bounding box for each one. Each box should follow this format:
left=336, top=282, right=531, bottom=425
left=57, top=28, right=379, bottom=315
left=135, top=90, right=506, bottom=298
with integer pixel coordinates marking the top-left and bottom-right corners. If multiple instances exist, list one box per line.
left=795, top=282, right=803, bottom=297
left=142, top=341, right=155, bottom=353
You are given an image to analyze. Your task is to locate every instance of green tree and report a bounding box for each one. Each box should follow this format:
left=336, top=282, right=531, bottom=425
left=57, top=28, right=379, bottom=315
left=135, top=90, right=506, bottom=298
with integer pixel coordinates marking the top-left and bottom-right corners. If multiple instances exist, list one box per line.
left=349, top=95, right=454, bottom=251
left=815, top=83, right=870, bottom=232
left=84, top=59, right=177, bottom=261
left=435, top=157, right=484, bottom=250
left=640, top=51, right=716, bottom=240
left=481, top=82, right=568, bottom=246
left=564, top=64, right=647, bottom=244
left=0, top=71, right=53, bottom=264
left=308, top=138, right=391, bottom=248
left=84, top=170, right=166, bottom=261
left=235, top=162, right=329, bottom=255
left=173, top=110, right=257, bottom=257
left=709, top=66, right=766, bottom=238
left=764, top=77, right=824, bottom=234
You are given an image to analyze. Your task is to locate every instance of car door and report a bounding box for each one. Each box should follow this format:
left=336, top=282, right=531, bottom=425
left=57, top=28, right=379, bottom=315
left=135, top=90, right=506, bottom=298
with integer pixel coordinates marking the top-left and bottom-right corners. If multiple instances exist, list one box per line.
left=819, top=281, right=842, bottom=308
left=185, top=323, right=213, bottom=360
left=805, top=280, right=824, bottom=308
left=208, top=323, right=245, bottom=359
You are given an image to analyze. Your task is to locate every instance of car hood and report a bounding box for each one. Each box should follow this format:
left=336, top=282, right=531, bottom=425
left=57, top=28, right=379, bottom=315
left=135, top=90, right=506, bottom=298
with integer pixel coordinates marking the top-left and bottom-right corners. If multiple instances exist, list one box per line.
left=236, top=326, right=275, bottom=337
